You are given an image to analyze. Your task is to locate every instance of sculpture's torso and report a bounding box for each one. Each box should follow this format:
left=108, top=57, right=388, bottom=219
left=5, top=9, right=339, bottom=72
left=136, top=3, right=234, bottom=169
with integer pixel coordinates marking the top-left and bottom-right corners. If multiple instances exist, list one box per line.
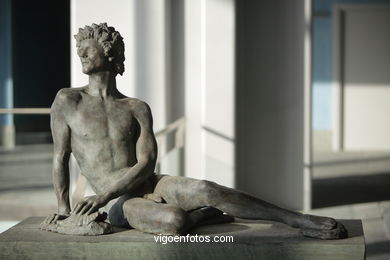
left=60, top=87, right=140, bottom=194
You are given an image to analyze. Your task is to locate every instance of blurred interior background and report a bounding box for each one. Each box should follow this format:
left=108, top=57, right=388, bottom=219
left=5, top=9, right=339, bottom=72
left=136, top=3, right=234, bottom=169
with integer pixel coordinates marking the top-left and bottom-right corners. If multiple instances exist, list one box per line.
left=1, top=0, right=390, bottom=258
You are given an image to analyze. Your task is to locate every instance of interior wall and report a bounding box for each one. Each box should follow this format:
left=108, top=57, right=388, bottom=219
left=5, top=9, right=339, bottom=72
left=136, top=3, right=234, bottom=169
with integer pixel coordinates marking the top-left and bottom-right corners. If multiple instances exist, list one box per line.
left=341, top=6, right=390, bottom=150
left=235, top=0, right=308, bottom=209
left=312, top=0, right=390, bottom=136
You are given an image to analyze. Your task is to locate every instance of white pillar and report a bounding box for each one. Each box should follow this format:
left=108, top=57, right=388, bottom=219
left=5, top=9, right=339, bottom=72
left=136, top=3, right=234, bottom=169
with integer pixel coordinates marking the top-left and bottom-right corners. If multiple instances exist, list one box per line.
left=235, top=0, right=311, bottom=210
left=184, top=0, right=236, bottom=186
left=132, top=0, right=170, bottom=131
left=202, top=0, right=236, bottom=187
left=184, top=0, right=204, bottom=179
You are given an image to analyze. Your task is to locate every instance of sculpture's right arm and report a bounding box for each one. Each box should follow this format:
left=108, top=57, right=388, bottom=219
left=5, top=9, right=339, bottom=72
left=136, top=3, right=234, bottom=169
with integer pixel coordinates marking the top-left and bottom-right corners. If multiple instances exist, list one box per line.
left=50, top=91, right=72, bottom=216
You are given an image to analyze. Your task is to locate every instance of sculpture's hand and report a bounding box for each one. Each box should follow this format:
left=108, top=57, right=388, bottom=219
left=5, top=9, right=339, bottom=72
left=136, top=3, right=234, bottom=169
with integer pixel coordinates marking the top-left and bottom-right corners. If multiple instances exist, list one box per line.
left=73, top=195, right=108, bottom=215
left=43, top=213, right=69, bottom=225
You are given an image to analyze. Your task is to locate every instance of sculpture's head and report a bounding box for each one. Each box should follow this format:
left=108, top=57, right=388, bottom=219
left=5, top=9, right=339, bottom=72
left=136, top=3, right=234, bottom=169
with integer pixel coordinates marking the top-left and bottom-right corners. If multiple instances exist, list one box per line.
left=74, top=23, right=125, bottom=76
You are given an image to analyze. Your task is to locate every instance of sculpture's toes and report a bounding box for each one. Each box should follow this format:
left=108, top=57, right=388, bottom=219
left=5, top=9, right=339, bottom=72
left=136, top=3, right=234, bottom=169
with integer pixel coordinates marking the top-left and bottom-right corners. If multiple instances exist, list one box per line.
left=301, top=222, right=348, bottom=240
left=303, top=214, right=337, bottom=230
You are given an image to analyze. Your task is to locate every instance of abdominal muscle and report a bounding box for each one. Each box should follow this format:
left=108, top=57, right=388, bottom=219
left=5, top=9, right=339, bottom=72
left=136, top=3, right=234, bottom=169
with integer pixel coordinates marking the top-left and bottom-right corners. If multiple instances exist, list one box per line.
left=70, top=134, right=148, bottom=195
left=70, top=134, right=157, bottom=220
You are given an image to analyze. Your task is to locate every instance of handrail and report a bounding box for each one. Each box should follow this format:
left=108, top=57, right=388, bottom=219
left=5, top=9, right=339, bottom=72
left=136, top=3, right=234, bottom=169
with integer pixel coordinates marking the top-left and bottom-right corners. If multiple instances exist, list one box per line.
left=155, top=117, right=185, bottom=160
left=155, top=117, right=185, bottom=139
left=0, top=108, right=51, bottom=114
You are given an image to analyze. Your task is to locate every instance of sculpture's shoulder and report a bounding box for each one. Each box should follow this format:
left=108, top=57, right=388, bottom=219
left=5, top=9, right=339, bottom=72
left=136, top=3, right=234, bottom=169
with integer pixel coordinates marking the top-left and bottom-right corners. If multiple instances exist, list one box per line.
left=123, top=97, right=152, bottom=117
left=51, top=87, right=86, bottom=111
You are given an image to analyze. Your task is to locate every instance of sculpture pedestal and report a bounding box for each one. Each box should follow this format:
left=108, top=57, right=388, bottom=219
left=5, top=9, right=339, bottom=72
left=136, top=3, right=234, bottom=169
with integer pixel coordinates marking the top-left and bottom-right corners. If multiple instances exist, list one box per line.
left=0, top=217, right=365, bottom=260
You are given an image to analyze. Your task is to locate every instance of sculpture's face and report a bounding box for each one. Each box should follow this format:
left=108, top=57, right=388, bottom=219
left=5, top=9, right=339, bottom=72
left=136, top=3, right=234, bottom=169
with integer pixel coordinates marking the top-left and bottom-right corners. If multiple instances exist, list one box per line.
left=77, top=39, right=108, bottom=75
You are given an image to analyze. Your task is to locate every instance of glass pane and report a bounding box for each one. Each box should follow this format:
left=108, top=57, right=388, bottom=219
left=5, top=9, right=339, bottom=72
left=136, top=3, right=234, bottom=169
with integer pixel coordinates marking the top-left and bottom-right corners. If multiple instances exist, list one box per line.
left=0, top=0, right=70, bottom=109
left=14, top=114, right=52, bottom=145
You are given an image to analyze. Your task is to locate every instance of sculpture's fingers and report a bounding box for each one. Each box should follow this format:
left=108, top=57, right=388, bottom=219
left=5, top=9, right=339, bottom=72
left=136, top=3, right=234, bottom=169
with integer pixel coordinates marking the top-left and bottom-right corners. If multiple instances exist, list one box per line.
left=44, top=214, right=56, bottom=224
left=74, top=214, right=82, bottom=226
left=41, top=215, right=53, bottom=229
left=79, top=202, right=93, bottom=215
left=73, top=201, right=86, bottom=214
left=72, top=202, right=81, bottom=213
left=86, top=205, right=98, bottom=216
left=53, top=214, right=60, bottom=223
left=84, top=213, right=94, bottom=225
left=43, top=215, right=51, bottom=224
left=84, top=211, right=99, bottom=225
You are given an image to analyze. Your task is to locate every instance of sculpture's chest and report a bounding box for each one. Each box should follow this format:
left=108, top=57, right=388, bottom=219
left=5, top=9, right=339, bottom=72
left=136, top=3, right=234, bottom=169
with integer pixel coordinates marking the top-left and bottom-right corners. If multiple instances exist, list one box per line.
left=67, top=98, right=134, bottom=140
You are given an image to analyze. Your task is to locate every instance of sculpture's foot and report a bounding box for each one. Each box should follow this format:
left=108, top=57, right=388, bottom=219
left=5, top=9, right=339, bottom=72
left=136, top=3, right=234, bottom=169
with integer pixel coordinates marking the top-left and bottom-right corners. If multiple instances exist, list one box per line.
left=297, top=214, right=337, bottom=230
left=300, top=222, right=348, bottom=240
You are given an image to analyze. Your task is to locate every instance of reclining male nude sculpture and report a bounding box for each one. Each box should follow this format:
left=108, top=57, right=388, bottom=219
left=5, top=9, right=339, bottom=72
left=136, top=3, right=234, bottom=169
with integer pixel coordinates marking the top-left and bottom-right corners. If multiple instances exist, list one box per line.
left=41, top=23, right=347, bottom=239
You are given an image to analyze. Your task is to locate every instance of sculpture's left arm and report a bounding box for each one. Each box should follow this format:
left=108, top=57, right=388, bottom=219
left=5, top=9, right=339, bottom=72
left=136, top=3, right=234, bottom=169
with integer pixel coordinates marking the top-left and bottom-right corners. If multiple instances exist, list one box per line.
left=73, top=101, right=157, bottom=215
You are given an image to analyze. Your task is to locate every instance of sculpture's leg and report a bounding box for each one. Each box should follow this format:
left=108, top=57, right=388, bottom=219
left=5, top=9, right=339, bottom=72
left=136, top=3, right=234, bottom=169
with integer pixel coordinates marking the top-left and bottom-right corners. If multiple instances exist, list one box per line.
left=121, top=197, right=224, bottom=235
left=153, top=176, right=347, bottom=239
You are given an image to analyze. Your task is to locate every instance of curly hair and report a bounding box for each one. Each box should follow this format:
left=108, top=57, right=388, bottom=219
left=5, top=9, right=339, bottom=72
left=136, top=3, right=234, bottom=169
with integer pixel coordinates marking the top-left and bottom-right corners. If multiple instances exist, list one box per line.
left=74, top=23, right=125, bottom=76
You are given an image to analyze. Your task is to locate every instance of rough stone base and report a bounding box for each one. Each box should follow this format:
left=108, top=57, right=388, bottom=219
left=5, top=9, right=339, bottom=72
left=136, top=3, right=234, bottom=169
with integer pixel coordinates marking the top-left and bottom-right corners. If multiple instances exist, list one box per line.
left=39, top=212, right=112, bottom=236
left=0, top=217, right=365, bottom=260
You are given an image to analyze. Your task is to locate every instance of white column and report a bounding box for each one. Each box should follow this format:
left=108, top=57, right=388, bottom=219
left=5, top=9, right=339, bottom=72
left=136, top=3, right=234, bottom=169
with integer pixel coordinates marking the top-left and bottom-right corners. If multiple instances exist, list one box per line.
left=203, top=0, right=236, bottom=187
left=184, top=0, right=204, bottom=179
left=184, top=0, right=236, bottom=186
left=71, top=0, right=135, bottom=97
left=303, top=0, right=312, bottom=211
left=235, top=0, right=311, bottom=210
left=133, top=0, right=170, bottom=131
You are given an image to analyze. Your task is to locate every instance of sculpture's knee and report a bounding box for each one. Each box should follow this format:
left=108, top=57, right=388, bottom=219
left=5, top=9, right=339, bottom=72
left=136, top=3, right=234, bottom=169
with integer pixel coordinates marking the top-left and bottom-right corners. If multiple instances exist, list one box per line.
left=195, top=180, right=220, bottom=204
left=161, top=208, right=189, bottom=235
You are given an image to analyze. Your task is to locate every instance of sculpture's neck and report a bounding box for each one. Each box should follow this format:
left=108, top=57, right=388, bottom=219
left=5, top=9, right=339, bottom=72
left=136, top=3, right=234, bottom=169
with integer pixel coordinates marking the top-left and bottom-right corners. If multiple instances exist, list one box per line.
left=87, top=71, right=118, bottom=99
